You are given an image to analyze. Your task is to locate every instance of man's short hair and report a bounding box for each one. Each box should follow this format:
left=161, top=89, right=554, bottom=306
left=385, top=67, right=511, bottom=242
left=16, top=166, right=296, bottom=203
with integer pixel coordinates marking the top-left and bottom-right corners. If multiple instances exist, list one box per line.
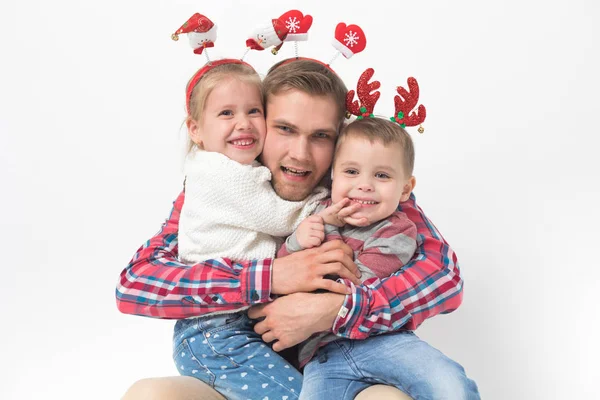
left=263, top=59, right=348, bottom=126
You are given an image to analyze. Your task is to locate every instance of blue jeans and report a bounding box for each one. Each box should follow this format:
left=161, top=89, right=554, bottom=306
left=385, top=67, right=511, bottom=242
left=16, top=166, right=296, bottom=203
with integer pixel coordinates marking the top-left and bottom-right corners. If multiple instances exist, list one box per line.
left=300, top=331, right=480, bottom=400
left=173, top=312, right=302, bottom=400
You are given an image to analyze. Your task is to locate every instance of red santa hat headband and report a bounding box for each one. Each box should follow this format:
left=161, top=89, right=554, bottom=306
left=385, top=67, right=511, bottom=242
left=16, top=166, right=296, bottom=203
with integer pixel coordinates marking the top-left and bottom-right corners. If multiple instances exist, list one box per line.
left=346, top=68, right=427, bottom=133
left=172, top=13, right=254, bottom=115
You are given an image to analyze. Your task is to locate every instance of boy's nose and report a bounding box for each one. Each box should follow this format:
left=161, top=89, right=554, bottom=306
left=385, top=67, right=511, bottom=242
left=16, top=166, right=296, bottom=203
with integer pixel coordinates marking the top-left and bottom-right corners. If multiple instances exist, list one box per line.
left=357, top=182, right=374, bottom=192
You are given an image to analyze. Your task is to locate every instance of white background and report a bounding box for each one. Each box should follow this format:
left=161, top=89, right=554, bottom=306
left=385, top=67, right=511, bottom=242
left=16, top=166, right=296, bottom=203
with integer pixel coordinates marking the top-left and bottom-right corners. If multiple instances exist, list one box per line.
left=1, top=0, right=599, bottom=398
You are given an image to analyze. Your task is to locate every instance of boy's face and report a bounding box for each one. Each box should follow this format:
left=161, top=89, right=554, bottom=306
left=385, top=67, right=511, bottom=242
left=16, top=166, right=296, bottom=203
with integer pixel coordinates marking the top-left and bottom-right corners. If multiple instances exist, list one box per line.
left=331, top=135, right=415, bottom=224
left=188, top=77, right=266, bottom=165
left=260, top=90, right=339, bottom=201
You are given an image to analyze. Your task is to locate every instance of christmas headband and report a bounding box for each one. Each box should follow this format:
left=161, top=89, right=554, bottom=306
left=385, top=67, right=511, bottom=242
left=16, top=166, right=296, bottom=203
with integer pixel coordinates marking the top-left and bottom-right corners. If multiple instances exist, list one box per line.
left=172, top=11, right=369, bottom=114
left=346, top=68, right=427, bottom=133
left=172, top=13, right=254, bottom=114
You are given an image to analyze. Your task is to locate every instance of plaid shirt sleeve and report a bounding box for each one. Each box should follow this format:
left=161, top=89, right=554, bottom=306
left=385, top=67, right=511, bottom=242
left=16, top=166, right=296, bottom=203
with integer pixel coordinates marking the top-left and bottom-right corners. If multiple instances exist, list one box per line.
left=332, top=193, right=463, bottom=339
left=115, top=191, right=275, bottom=319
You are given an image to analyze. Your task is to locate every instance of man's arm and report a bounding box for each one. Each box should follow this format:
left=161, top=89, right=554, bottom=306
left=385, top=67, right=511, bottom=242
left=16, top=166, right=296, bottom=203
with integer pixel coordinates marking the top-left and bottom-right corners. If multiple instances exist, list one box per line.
left=250, top=193, right=463, bottom=346
left=116, top=191, right=362, bottom=319
left=332, top=193, right=463, bottom=339
left=115, top=191, right=275, bottom=319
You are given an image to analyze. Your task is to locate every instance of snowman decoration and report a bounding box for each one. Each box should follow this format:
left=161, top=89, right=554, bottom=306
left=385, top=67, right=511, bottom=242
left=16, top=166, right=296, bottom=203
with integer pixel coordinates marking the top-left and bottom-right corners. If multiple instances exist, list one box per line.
left=246, top=17, right=289, bottom=55
left=172, top=13, right=217, bottom=55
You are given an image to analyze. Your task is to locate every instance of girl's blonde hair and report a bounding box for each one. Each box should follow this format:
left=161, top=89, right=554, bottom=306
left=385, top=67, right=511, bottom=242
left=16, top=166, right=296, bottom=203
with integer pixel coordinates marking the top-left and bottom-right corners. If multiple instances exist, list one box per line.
left=185, top=62, right=261, bottom=154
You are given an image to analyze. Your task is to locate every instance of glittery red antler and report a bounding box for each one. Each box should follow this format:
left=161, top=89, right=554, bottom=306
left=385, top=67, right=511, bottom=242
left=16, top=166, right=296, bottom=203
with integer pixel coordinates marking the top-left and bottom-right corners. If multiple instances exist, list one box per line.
left=346, top=68, right=381, bottom=119
left=391, top=77, right=426, bottom=127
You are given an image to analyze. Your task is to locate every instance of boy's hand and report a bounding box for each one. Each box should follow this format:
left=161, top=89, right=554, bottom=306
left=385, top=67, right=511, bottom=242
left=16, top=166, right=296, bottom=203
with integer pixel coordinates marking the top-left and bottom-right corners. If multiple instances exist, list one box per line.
left=319, top=198, right=369, bottom=227
left=296, top=215, right=325, bottom=249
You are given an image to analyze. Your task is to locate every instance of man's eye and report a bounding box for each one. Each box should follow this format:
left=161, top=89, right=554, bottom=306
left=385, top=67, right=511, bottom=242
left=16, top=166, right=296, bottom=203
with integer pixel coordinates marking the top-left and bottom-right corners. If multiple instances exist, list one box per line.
left=277, top=125, right=292, bottom=133
left=219, top=110, right=233, bottom=116
left=314, top=132, right=329, bottom=139
left=344, top=169, right=358, bottom=175
left=375, top=173, right=390, bottom=179
left=249, top=108, right=262, bottom=115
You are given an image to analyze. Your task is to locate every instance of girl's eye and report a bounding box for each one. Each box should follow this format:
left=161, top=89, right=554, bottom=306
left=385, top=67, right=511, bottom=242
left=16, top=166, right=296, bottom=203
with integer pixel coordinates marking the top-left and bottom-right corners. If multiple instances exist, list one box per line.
left=219, top=110, right=233, bottom=116
left=375, top=173, right=390, bottom=179
left=344, top=169, right=358, bottom=175
left=249, top=108, right=262, bottom=115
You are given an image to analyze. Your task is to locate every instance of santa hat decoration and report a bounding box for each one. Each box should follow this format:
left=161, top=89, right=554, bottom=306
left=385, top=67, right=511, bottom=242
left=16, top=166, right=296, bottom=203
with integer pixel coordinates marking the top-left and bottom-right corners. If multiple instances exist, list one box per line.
left=172, top=13, right=217, bottom=56
left=279, top=10, right=313, bottom=42
left=245, top=17, right=289, bottom=55
left=331, top=23, right=366, bottom=59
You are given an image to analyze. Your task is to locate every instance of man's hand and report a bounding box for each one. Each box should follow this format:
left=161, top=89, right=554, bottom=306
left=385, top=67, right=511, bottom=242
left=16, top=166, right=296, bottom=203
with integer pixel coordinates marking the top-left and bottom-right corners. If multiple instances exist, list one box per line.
left=295, top=215, right=325, bottom=249
left=248, top=292, right=345, bottom=352
left=271, top=240, right=361, bottom=295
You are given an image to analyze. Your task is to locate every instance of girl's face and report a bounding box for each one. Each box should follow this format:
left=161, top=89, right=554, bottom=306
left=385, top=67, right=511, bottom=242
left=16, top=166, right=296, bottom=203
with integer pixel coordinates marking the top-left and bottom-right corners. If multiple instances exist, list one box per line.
left=331, top=136, right=415, bottom=224
left=188, top=77, right=266, bottom=165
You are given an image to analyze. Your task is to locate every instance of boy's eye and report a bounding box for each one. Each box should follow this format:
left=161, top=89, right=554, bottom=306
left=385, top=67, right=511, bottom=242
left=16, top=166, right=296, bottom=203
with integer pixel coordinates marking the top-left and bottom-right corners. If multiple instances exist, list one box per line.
left=219, top=110, right=233, bottom=116
left=375, top=173, right=390, bottom=179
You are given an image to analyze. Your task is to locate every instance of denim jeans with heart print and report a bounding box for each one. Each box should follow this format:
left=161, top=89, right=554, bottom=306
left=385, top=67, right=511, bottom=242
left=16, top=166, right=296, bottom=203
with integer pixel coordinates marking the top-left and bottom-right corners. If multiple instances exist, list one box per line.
left=173, top=312, right=302, bottom=400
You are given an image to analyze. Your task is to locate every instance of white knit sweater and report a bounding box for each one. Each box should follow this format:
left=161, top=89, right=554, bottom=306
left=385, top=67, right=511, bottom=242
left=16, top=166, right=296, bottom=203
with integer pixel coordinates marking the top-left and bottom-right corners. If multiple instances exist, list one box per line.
left=179, top=150, right=329, bottom=264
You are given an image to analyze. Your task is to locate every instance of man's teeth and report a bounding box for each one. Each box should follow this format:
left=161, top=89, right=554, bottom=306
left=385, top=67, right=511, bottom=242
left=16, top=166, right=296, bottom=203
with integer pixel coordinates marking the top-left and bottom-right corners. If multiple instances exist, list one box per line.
left=282, top=167, right=309, bottom=176
left=231, top=139, right=254, bottom=146
left=352, top=199, right=378, bottom=205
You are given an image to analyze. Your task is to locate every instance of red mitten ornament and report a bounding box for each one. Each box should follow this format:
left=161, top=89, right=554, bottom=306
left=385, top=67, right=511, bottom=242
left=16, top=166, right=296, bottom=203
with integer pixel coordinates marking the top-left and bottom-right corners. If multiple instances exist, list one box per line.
left=332, top=23, right=366, bottom=59
left=279, top=10, right=313, bottom=42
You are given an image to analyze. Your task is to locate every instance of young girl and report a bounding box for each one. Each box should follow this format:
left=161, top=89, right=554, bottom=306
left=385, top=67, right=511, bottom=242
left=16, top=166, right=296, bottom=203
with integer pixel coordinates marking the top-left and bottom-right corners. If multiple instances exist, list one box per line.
left=172, top=59, right=358, bottom=400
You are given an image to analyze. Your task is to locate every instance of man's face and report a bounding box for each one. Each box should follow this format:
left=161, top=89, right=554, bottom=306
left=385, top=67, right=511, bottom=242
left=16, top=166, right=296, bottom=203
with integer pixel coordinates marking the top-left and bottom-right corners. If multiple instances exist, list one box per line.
left=260, top=90, right=339, bottom=201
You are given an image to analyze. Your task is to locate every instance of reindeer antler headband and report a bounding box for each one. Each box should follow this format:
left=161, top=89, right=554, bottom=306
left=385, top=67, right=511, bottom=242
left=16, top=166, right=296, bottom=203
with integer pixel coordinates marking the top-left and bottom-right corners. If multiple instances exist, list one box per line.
left=346, top=68, right=427, bottom=133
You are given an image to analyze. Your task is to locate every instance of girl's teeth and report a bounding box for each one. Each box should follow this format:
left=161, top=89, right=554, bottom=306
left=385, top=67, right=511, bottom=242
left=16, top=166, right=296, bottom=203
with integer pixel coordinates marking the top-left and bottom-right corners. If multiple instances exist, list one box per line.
left=231, top=139, right=254, bottom=146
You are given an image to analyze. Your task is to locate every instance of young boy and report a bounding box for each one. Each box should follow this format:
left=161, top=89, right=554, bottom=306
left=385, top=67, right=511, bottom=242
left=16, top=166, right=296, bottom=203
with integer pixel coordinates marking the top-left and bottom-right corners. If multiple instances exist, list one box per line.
left=278, top=117, right=428, bottom=399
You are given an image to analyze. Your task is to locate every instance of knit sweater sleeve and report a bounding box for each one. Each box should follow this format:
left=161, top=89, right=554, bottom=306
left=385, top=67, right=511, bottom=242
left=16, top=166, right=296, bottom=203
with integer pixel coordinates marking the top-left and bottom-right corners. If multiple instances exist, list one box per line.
left=185, top=151, right=328, bottom=238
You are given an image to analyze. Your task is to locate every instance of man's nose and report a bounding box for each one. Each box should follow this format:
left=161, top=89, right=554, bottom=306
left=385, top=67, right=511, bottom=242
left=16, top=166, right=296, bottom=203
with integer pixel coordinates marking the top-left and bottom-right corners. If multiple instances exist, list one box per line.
left=288, top=136, right=310, bottom=161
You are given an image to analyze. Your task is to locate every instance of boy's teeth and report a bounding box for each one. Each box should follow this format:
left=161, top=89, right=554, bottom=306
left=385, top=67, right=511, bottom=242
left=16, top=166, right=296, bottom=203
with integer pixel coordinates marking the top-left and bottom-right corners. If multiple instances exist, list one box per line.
left=353, top=199, right=377, bottom=205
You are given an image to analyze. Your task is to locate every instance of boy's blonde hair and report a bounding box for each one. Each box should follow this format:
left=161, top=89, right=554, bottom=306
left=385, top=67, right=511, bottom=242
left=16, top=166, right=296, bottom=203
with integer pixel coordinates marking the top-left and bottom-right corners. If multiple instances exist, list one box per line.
left=337, top=118, right=415, bottom=176
left=262, top=59, right=348, bottom=126
left=185, top=62, right=261, bottom=153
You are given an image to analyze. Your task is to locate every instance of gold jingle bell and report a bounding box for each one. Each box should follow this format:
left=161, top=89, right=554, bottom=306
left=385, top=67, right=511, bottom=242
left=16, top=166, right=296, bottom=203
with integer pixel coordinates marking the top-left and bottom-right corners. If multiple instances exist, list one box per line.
left=418, top=125, right=424, bottom=134
left=171, top=33, right=179, bottom=41
left=271, top=48, right=279, bottom=55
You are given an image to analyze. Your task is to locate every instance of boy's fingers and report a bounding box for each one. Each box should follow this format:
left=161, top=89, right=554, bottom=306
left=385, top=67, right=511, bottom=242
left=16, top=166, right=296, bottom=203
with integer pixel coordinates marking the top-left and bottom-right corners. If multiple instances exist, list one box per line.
left=338, top=203, right=361, bottom=218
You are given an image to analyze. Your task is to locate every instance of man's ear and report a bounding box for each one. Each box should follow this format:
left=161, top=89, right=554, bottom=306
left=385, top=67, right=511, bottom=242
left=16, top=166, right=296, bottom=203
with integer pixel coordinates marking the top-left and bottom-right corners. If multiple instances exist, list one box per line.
left=400, top=176, right=416, bottom=202
left=187, top=117, right=203, bottom=147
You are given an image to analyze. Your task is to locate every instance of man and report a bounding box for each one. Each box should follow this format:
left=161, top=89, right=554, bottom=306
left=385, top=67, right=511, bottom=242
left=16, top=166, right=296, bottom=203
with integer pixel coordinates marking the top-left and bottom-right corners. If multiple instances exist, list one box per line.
left=117, top=59, right=479, bottom=399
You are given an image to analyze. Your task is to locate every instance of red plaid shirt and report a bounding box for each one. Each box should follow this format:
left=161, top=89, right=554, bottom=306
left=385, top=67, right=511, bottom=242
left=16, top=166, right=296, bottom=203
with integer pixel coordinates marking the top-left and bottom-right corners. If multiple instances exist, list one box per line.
left=116, top=190, right=463, bottom=337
